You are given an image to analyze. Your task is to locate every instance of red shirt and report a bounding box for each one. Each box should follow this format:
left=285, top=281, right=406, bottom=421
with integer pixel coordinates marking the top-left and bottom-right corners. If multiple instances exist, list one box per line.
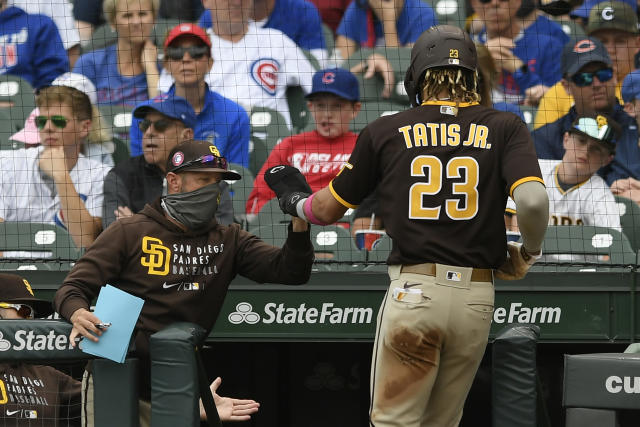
left=246, top=130, right=357, bottom=214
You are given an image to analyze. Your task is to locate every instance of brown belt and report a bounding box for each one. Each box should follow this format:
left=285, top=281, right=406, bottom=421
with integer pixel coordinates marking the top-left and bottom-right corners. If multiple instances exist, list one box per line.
left=400, top=263, right=493, bottom=282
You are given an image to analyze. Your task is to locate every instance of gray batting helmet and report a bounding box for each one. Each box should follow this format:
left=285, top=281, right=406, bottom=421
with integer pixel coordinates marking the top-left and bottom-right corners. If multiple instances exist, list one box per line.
left=404, top=25, right=478, bottom=107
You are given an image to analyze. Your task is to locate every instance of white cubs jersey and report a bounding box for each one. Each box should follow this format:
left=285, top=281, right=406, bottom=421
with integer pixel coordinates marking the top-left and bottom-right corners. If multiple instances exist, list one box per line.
left=507, top=159, right=621, bottom=231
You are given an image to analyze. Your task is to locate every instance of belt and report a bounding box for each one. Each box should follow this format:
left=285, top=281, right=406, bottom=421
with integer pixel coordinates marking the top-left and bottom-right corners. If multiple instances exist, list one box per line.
left=400, top=263, right=493, bottom=282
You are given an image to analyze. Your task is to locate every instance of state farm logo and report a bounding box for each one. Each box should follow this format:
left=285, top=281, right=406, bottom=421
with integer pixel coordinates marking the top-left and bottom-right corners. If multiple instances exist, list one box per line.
left=0, top=330, right=74, bottom=351
left=228, top=303, right=260, bottom=325
left=0, top=332, right=10, bottom=351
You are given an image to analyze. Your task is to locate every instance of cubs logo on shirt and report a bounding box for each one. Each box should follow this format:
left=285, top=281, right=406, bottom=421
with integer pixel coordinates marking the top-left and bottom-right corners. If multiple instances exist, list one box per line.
left=250, top=58, right=280, bottom=96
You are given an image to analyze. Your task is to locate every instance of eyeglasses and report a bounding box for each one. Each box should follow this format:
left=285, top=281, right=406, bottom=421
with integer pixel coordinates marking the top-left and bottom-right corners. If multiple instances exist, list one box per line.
left=172, top=154, right=227, bottom=173
left=35, top=115, right=68, bottom=130
left=139, top=118, right=174, bottom=133
left=0, top=303, right=34, bottom=319
left=571, top=68, right=614, bottom=87
left=165, top=46, right=210, bottom=61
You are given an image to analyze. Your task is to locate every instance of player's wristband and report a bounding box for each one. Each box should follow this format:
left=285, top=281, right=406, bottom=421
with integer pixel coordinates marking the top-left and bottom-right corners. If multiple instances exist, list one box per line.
left=521, top=246, right=542, bottom=265
left=303, top=193, right=330, bottom=226
left=295, top=197, right=309, bottom=220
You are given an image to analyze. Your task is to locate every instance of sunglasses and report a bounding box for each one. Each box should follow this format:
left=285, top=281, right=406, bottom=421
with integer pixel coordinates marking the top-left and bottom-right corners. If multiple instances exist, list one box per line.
left=478, top=0, right=510, bottom=4
left=172, top=154, right=228, bottom=173
left=165, top=46, right=210, bottom=61
left=0, top=303, right=34, bottom=319
left=139, top=118, right=175, bottom=133
left=571, top=68, right=614, bottom=87
left=35, top=115, right=68, bottom=130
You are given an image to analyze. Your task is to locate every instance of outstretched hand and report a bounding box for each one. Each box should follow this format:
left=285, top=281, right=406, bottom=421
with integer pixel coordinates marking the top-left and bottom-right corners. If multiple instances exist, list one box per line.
left=200, top=377, right=260, bottom=422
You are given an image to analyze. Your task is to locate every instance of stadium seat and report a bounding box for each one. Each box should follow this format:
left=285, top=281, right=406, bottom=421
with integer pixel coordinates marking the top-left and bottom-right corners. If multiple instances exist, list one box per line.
left=366, top=233, right=392, bottom=263
left=309, top=224, right=366, bottom=264
left=286, top=85, right=311, bottom=133
left=252, top=223, right=289, bottom=247
left=0, top=222, right=83, bottom=260
left=520, top=105, right=537, bottom=131
left=99, top=104, right=134, bottom=141
left=0, top=75, right=35, bottom=128
left=614, top=195, right=640, bottom=252
left=83, top=24, right=118, bottom=53
left=247, top=198, right=290, bottom=231
left=151, top=18, right=183, bottom=49
left=352, top=101, right=405, bottom=133
left=226, top=163, right=255, bottom=227
left=248, top=106, right=289, bottom=175
left=322, top=23, right=335, bottom=58
left=533, top=225, right=636, bottom=271
left=554, top=18, right=587, bottom=39
left=109, top=137, right=131, bottom=166
left=0, top=108, right=22, bottom=150
left=426, top=0, right=467, bottom=27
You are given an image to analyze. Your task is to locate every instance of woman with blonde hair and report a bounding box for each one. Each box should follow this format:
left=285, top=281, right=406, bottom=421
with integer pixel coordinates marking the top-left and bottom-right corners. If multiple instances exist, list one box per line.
left=72, top=0, right=160, bottom=106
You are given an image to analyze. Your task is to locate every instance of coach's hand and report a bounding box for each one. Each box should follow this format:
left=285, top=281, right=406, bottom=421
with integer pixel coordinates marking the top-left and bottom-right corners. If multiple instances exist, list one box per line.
left=264, top=165, right=312, bottom=216
left=495, top=242, right=540, bottom=281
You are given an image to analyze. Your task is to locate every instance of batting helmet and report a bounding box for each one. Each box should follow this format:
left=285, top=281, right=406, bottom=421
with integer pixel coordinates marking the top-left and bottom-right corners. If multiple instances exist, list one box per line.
left=404, top=25, right=478, bottom=107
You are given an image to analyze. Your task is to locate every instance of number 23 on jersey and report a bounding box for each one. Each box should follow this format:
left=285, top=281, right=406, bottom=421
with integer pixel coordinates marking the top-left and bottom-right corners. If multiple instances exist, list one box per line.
left=409, top=155, right=479, bottom=220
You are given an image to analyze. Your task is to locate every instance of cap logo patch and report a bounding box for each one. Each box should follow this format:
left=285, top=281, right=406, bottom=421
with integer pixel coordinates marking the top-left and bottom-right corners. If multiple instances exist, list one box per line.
left=208, top=145, right=221, bottom=157
left=153, top=93, right=170, bottom=103
left=602, top=6, right=614, bottom=20
left=322, top=71, right=335, bottom=84
left=250, top=58, right=280, bottom=96
left=172, top=151, right=184, bottom=166
left=573, top=39, right=596, bottom=53
left=23, top=279, right=33, bottom=296
left=180, top=24, right=191, bottom=31
left=449, top=49, right=459, bottom=58
left=596, top=115, right=608, bottom=128
left=448, top=58, right=460, bottom=65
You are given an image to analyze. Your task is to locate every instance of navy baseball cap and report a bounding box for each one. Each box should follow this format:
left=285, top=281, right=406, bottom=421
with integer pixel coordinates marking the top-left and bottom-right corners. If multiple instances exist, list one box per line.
left=622, top=69, right=640, bottom=103
left=305, top=68, right=360, bottom=102
left=570, top=0, right=636, bottom=19
left=133, top=93, right=197, bottom=129
left=561, top=37, right=612, bottom=77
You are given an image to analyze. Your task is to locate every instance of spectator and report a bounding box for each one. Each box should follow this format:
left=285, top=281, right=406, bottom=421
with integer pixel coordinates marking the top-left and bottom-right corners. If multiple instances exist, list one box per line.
left=11, top=72, right=116, bottom=167
left=10, top=0, right=82, bottom=67
left=334, top=0, right=437, bottom=61
left=102, top=92, right=234, bottom=229
left=532, top=36, right=640, bottom=186
left=160, top=0, right=314, bottom=128
left=508, top=114, right=622, bottom=231
left=470, top=0, right=562, bottom=105
left=73, top=0, right=160, bottom=106
left=130, top=24, right=250, bottom=168
left=308, top=0, right=351, bottom=34
left=610, top=69, right=640, bottom=203
left=535, top=1, right=639, bottom=129
left=476, top=43, right=525, bottom=119
left=0, top=273, right=82, bottom=425
left=73, top=0, right=204, bottom=43
left=54, top=139, right=312, bottom=424
left=0, top=0, right=68, bottom=89
left=199, top=0, right=328, bottom=66
left=246, top=67, right=360, bottom=215
left=0, top=85, right=110, bottom=250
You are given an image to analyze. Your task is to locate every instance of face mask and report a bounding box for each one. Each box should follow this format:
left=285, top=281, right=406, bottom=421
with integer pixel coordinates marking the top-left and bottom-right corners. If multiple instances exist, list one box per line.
left=162, top=182, right=222, bottom=230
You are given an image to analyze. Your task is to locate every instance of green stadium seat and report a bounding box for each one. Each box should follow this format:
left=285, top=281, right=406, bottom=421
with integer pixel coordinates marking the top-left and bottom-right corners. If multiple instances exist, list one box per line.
left=0, top=108, right=22, bottom=150
left=247, top=198, right=290, bottom=230
left=286, top=85, right=311, bottom=133
left=226, top=163, right=255, bottom=227
left=248, top=106, right=290, bottom=175
left=554, top=18, right=586, bottom=39
left=614, top=195, right=640, bottom=252
left=0, top=222, right=83, bottom=261
left=426, top=0, right=467, bottom=27
left=252, top=223, right=289, bottom=247
left=83, top=24, right=118, bottom=53
left=322, top=23, right=335, bottom=58
left=0, top=75, right=35, bottom=127
left=100, top=105, right=134, bottom=141
left=365, top=233, right=391, bottom=263
left=151, top=18, right=183, bottom=49
left=520, top=105, right=537, bottom=131
left=352, top=101, right=406, bottom=133
left=310, top=224, right=366, bottom=263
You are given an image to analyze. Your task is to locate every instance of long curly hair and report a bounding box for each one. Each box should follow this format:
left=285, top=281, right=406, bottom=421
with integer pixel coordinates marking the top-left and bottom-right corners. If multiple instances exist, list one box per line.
left=418, top=67, right=481, bottom=104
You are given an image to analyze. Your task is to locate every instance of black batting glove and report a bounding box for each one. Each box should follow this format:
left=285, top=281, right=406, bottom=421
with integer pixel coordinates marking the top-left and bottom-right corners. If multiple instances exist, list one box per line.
left=264, top=165, right=312, bottom=216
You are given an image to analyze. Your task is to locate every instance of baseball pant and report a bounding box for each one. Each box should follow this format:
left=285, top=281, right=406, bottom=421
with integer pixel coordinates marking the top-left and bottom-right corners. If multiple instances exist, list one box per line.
left=369, top=264, right=494, bottom=427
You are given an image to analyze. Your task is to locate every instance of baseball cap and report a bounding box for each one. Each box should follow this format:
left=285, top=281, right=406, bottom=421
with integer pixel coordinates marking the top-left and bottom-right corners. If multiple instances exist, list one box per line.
left=133, top=93, right=197, bottom=129
left=569, top=114, right=618, bottom=152
left=164, top=23, right=211, bottom=49
left=0, top=273, right=53, bottom=318
left=570, top=0, right=636, bottom=19
left=167, top=139, right=242, bottom=180
left=305, top=68, right=360, bottom=102
left=587, top=0, right=639, bottom=34
left=51, top=72, right=98, bottom=106
left=561, top=37, right=612, bottom=77
left=9, top=108, right=40, bottom=145
left=622, top=69, right=640, bottom=102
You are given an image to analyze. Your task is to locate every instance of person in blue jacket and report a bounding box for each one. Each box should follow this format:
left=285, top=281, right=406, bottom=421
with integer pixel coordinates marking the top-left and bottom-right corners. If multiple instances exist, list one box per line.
left=129, top=23, right=250, bottom=168
left=0, top=1, right=68, bottom=89
left=533, top=37, right=640, bottom=186
left=199, top=0, right=326, bottom=65
left=334, top=0, right=437, bottom=60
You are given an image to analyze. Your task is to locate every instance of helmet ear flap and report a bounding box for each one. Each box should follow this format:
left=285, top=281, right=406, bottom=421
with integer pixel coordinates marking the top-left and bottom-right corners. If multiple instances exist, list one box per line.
left=404, top=63, right=419, bottom=107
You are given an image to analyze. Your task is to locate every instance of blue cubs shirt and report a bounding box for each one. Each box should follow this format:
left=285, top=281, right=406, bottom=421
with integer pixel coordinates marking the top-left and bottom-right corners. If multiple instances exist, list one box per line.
left=336, top=0, right=437, bottom=47
left=73, top=44, right=156, bottom=106
left=0, top=6, right=68, bottom=89
left=474, top=15, right=569, bottom=47
left=199, top=0, right=326, bottom=51
left=129, top=85, right=251, bottom=167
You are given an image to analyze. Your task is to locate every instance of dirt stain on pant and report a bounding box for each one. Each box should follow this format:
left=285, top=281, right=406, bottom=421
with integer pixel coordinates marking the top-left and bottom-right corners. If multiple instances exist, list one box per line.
left=382, top=327, right=442, bottom=400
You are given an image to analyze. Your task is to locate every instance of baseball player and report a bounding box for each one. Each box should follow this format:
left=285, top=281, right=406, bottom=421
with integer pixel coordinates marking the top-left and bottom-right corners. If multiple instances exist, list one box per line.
left=264, top=25, right=549, bottom=426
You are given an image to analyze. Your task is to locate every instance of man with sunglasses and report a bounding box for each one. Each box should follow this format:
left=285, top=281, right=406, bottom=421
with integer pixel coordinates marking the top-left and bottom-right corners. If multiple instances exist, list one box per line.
left=102, top=92, right=234, bottom=229
left=532, top=36, right=640, bottom=187
left=55, top=139, right=312, bottom=423
left=129, top=24, right=250, bottom=168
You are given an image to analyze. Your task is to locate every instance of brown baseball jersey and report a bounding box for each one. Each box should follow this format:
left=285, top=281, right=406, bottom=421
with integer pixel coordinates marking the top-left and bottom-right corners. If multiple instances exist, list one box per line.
left=330, top=101, right=543, bottom=268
